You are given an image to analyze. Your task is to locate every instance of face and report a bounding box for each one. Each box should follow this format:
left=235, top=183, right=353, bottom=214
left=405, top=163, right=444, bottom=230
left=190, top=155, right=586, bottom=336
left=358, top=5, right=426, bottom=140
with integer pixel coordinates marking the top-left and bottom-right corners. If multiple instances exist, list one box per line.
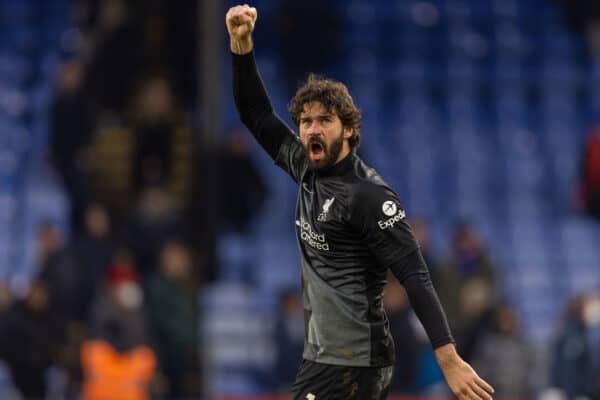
left=299, top=102, right=352, bottom=171
left=26, top=283, right=49, bottom=312
left=85, top=204, right=110, bottom=238
left=160, top=242, right=191, bottom=280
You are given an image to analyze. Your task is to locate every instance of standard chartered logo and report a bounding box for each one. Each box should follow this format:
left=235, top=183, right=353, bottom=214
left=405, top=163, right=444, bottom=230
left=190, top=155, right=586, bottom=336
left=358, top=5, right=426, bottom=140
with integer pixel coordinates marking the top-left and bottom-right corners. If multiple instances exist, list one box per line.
left=296, top=218, right=330, bottom=251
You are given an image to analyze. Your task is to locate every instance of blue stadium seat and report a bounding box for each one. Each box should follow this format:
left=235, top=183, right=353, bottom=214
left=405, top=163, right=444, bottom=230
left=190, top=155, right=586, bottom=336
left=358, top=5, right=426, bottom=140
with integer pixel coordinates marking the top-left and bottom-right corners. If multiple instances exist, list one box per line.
left=201, top=283, right=276, bottom=395
left=0, top=52, right=33, bottom=85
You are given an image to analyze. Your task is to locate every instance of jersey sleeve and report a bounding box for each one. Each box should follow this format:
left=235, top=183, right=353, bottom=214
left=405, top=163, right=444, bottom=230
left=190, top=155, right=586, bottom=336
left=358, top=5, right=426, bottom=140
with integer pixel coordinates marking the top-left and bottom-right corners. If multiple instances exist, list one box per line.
left=350, top=184, right=419, bottom=267
left=393, top=250, right=455, bottom=348
left=232, top=52, right=306, bottom=183
left=351, top=184, right=454, bottom=349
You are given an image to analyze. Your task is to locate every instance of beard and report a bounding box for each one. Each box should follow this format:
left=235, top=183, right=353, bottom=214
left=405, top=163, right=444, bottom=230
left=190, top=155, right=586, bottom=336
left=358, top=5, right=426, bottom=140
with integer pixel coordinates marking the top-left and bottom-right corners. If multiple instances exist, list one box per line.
left=304, top=129, right=344, bottom=171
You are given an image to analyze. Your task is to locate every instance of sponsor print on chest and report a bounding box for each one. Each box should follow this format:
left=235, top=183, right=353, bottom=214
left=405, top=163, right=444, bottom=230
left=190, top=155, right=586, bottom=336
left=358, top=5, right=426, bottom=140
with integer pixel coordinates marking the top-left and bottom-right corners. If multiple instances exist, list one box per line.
left=296, top=194, right=337, bottom=252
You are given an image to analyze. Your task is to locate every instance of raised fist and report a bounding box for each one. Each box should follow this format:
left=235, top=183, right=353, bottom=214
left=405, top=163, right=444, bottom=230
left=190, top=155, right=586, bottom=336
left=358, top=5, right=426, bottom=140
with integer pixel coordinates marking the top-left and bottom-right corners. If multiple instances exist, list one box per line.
left=226, top=4, right=257, bottom=41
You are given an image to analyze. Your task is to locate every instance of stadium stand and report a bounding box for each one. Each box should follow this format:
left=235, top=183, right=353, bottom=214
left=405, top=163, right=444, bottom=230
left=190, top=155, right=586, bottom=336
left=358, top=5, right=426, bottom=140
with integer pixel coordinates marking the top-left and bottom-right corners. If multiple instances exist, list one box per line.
left=1, top=0, right=599, bottom=398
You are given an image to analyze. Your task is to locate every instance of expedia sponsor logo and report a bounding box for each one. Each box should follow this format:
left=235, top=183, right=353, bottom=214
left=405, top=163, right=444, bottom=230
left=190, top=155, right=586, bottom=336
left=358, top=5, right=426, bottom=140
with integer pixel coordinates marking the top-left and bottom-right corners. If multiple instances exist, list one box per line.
left=296, top=218, right=330, bottom=251
left=378, top=208, right=406, bottom=230
left=382, top=200, right=397, bottom=216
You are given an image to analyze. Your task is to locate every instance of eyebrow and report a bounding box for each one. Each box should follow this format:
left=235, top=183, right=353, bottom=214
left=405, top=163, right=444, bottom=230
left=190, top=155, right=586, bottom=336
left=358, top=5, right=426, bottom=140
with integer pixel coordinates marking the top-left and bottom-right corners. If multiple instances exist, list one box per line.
left=300, top=113, right=334, bottom=120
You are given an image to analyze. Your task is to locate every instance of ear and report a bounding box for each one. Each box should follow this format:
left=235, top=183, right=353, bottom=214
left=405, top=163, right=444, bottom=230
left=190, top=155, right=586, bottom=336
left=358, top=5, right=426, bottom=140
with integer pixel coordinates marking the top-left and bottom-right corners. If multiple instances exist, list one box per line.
left=343, top=126, right=353, bottom=139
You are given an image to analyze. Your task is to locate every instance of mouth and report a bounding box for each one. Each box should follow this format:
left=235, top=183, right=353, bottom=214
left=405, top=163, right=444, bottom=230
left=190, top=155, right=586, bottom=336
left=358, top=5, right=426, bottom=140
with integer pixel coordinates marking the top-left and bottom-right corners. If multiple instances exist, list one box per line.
left=308, top=140, right=325, bottom=161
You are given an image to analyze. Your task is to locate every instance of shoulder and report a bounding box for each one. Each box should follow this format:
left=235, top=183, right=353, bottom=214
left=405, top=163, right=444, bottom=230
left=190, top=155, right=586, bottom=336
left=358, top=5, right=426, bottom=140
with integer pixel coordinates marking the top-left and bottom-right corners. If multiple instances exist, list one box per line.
left=349, top=159, right=399, bottom=206
left=345, top=157, right=406, bottom=219
left=352, top=157, right=387, bottom=185
left=347, top=157, right=396, bottom=198
left=352, top=180, right=391, bottom=204
left=348, top=179, right=405, bottom=224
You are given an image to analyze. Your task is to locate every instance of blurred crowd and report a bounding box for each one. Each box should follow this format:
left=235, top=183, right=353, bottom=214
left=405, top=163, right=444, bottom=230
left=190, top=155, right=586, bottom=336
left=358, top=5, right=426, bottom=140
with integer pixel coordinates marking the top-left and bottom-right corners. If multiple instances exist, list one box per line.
left=0, top=0, right=271, bottom=396
left=0, top=0, right=203, bottom=398
left=0, top=206, right=200, bottom=398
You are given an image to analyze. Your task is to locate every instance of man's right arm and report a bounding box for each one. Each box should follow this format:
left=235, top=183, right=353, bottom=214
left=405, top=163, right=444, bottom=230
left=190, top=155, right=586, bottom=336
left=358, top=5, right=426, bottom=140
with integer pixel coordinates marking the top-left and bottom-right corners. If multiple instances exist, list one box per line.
left=227, top=5, right=297, bottom=163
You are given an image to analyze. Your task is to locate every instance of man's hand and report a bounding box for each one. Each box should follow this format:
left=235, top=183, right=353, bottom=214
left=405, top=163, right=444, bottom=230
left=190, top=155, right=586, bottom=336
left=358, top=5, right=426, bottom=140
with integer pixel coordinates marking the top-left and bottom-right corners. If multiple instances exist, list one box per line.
left=226, top=4, right=257, bottom=55
left=435, top=343, right=495, bottom=400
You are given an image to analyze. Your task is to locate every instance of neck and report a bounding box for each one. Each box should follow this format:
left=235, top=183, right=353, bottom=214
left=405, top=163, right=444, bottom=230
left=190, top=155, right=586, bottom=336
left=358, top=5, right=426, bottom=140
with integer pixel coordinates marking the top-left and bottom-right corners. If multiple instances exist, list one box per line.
left=334, top=142, right=351, bottom=165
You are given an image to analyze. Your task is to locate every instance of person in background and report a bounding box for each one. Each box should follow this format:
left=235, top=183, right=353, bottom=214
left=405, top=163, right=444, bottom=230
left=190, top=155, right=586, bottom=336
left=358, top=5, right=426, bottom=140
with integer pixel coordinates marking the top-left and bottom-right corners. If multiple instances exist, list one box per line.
left=51, top=203, right=118, bottom=395
left=145, top=240, right=199, bottom=398
left=470, top=304, right=535, bottom=399
left=125, top=185, right=187, bottom=277
left=80, top=0, right=144, bottom=112
left=577, top=124, right=600, bottom=219
left=272, top=289, right=304, bottom=393
left=217, top=129, right=267, bottom=234
left=49, top=58, right=94, bottom=234
left=411, top=218, right=437, bottom=270
left=432, top=222, right=499, bottom=359
left=37, top=222, right=83, bottom=324
left=129, top=75, right=180, bottom=191
left=550, top=294, right=596, bottom=399
left=405, top=219, right=448, bottom=396
left=0, top=281, right=64, bottom=400
left=0, top=281, right=18, bottom=400
left=0, top=280, right=12, bottom=316
left=88, top=249, right=152, bottom=352
left=74, top=202, right=116, bottom=317
left=82, top=252, right=156, bottom=400
left=384, top=273, right=420, bottom=395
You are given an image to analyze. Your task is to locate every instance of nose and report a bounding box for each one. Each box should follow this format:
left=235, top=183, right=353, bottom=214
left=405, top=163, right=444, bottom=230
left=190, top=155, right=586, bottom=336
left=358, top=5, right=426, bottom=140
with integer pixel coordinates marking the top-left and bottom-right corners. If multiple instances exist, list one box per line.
left=306, top=120, right=322, bottom=135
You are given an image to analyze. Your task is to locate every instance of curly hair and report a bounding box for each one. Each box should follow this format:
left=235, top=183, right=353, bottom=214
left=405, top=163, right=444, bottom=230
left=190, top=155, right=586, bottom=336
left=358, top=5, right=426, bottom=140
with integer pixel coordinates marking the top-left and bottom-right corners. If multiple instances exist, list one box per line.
left=288, top=74, right=361, bottom=149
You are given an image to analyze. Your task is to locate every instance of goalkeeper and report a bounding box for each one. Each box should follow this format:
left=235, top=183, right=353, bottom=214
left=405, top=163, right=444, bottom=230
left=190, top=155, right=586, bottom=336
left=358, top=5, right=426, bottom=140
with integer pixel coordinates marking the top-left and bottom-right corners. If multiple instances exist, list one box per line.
left=226, top=4, right=495, bottom=399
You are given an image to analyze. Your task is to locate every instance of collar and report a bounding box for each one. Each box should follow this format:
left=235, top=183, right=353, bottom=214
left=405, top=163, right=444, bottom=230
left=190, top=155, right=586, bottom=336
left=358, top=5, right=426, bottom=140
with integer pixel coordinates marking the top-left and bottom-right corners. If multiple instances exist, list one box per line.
left=316, top=151, right=356, bottom=177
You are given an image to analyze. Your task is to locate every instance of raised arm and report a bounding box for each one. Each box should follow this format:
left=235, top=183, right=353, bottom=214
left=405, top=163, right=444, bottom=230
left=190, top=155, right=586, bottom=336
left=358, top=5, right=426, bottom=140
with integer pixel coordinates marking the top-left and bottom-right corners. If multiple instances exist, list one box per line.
left=226, top=5, right=301, bottom=167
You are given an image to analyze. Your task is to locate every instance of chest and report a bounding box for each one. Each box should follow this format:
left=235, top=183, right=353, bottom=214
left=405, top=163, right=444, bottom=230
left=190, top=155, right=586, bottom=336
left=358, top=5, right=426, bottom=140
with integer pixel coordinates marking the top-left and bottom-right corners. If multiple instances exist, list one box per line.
left=295, top=176, right=355, bottom=251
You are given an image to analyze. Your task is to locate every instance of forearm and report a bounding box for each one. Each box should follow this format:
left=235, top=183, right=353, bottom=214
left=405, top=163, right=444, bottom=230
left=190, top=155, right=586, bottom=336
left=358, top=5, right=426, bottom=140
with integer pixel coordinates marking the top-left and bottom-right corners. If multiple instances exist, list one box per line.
left=232, top=51, right=273, bottom=123
left=390, top=249, right=454, bottom=348
left=232, top=51, right=291, bottom=159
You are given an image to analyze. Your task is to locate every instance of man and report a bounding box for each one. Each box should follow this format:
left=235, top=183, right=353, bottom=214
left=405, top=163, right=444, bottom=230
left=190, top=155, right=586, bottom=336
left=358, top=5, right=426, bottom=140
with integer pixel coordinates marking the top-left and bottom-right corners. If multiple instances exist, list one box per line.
left=226, top=5, right=495, bottom=399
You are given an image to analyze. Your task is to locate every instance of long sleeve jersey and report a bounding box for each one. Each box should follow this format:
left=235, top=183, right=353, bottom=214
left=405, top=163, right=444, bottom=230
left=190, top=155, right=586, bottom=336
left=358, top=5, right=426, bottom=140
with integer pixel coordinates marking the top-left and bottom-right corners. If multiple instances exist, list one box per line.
left=233, top=51, right=454, bottom=367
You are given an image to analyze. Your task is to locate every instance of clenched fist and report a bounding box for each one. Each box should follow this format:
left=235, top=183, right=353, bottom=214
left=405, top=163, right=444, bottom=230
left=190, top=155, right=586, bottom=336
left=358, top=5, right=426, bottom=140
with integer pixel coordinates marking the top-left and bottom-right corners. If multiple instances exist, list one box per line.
left=226, top=4, right=257, bottom=54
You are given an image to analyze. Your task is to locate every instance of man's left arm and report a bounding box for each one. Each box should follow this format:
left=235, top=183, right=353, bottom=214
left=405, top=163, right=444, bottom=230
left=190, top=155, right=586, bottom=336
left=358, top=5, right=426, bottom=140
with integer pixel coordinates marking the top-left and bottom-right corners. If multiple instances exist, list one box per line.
left=390, top=249, right=453, bottom=348
left=352, top=185, right=494, bottom=400
left=390, top=250, right=494, bottom=400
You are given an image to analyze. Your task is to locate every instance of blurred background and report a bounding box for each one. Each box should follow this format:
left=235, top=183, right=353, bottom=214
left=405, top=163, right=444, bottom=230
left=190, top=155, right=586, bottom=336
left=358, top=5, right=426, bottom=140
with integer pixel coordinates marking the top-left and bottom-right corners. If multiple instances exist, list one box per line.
left=0, top=0, right=599, bottom=399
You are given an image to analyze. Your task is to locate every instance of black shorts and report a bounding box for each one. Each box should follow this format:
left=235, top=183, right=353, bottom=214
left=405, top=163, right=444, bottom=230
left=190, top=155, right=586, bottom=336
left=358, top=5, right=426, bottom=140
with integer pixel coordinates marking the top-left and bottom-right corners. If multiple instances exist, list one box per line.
left=291, top=359, right=393, bottom=400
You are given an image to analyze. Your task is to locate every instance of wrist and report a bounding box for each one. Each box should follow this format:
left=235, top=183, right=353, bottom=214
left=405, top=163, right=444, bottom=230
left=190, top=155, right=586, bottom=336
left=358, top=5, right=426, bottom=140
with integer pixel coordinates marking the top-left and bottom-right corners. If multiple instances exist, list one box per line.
left=434, top=343, right=461, bottom=368
left=230, top=36, right=253, bottom=55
